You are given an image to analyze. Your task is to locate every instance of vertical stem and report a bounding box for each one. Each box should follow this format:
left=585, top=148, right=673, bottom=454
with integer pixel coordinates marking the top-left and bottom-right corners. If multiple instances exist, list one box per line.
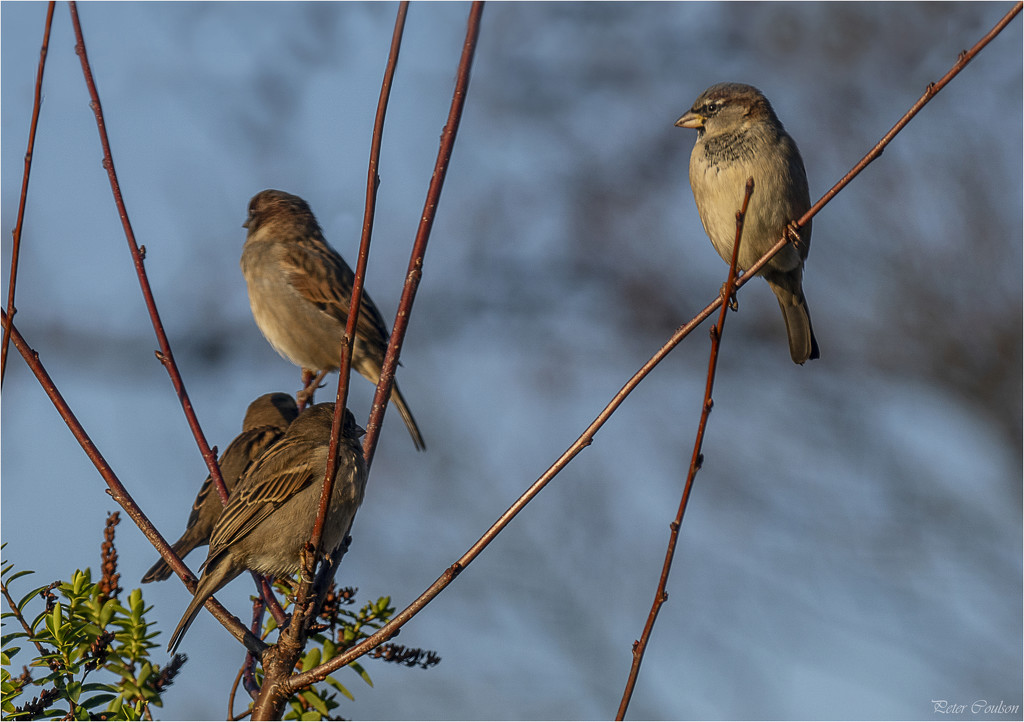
left=362, top=1, right=485, bottom=468
left=2, top=1, right=55, bottom=386
left=616, top=179, right=754, bottom=720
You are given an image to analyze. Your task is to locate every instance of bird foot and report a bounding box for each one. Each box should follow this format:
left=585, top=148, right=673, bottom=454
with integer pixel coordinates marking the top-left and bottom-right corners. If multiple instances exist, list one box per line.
left=297, top=543, right=318, bottom=584
left=720, top=282, right=739, bottom=311
left=296, top=370, right=328, bottom=408
left=785, top=220, right=805, bottom=250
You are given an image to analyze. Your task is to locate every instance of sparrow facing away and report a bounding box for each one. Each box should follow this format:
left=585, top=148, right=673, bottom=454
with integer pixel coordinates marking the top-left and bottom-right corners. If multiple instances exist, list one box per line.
left=241, top=189, right=426, bottom=449
left=142, top=392, right=298, bottom=584
left=167, top=403, right=367, bottom=653
left=677, top=82, right=820, bottom=364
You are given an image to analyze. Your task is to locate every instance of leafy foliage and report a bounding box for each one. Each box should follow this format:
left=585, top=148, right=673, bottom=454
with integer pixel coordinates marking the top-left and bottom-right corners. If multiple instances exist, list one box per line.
left=3, top=513, right=442, bottom=722
left=2, top=545, right=181, bottom=720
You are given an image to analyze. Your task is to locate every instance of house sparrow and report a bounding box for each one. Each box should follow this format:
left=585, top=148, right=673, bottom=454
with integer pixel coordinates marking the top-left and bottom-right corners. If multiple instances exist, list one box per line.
left=676, top=82, right=820, bottom=364
left=167, top=403, right=368, bottom=653
left=142, top=392, right=298, bottom=584
left=241, top=189, right=426, bottom=450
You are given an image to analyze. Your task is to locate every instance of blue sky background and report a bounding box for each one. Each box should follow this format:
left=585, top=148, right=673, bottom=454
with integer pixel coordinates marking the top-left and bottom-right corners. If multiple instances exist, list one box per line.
left=2, top=3, right=1021, bottom=720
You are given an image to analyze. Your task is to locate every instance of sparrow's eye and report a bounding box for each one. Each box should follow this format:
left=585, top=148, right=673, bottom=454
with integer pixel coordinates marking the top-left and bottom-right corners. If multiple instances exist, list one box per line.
left=704, top=101, right=719, bottom=114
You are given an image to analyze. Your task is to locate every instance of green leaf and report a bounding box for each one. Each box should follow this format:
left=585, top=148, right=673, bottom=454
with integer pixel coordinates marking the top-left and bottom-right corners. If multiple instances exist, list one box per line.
left=80, top=682, right=117, bottom=694
left=82, top=693, right=116, bottom=709
left=99, top=598, right=118, bottom=628
left=105, top=661, right=131, bottom=678
left=325, top=676, right=354, bottom=701
left=301, top=648, right=321, bottom=671
left=322, top=638, right=337, bottom=660
left=349, top=661, right=373, bottom=687
left=46, top=602, right=63, bottom=640
left=128, top=589, right=144, bottom=623
left=300, top=689, right=329, bottom=717
left=5, top=569, right=35, bottom=586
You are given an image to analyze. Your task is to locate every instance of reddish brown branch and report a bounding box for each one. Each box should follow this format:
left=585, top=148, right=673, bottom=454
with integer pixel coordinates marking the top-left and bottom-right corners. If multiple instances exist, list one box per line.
left=616, top=180, right=754, bottom=720
left=250, top=7, right=417, bottom=719
left=285, top=280, right=743, bottom=689
left=2, top=1, right=55, bottom=387
left=1, top=309, right=262, bottom=654
left=66, top=3, right=229, bottom=510
left=801, top=1, right=1021, bottom=231
left=361, top=1, right=484, bottom=468
left=259, top=7, right=412, bottom=718
left=309, top=0, right=409, bottom=576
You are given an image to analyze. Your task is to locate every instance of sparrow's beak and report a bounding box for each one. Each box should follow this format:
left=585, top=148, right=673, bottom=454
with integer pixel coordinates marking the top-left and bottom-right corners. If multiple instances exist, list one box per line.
left=675, top=110, right=703, bottom=129
left=242, top=216, right=251, bottom=229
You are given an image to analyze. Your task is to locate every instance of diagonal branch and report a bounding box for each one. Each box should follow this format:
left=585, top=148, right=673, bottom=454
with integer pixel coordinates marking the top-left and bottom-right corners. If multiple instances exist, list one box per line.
left=799, top=1, right=1022, bottom=232
left=2, top=1, right=55, bottom=387
left=283, top=3, right=1020, bottom=689
left=1, top=309, right=263, bottom=655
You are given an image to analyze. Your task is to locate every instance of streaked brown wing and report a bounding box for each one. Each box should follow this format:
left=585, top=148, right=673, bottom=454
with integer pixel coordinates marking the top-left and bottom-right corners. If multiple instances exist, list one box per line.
left=280, top=232, right=392, bottom=350
left=187, top=425, right=285, bottom=523
left=207, top=439, right=324, bottom=557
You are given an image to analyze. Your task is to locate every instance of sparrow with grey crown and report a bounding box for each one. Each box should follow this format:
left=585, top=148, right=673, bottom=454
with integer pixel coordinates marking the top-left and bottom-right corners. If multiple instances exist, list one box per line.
left=677, top=82, right=819, bottom=364
left=142, top=392, right=299, bottom=584
left=241, top=189, right=426, bottom=449
left=167, top=403, right=367, bottom=653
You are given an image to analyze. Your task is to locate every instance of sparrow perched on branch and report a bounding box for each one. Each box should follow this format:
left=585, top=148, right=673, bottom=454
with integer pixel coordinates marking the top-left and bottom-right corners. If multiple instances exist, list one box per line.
left=241, top=189, right=426, bottom=449
left=142, top=392, right=298, bottom=584
left=676, top=82, right=820, bottom=364
left=167, top=403, right=367, bottom=653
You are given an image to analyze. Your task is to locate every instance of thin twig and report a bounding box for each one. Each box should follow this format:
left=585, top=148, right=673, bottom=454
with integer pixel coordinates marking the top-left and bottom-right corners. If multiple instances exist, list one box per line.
left=283, top=4, right=1020, bottom=687
left=2, top=1, right=55, bottom=387
left=307, top=0, right=408, bottom=587
left=616, top=180, right=754, bottom=720
left=66, top=3, right=229, bottom=506
left=254, top=6, right=412, bottom=717
left=235, top=594, right=266, bottom=711
left=249, top=7, right=418, bottom=719
left=361, top=0, right=483, bottom=468
left=228, top=663, right=245, bottom=722
left=1, top=309, right=264, bottom=655
left=798, top=1, right=1022, bottom=232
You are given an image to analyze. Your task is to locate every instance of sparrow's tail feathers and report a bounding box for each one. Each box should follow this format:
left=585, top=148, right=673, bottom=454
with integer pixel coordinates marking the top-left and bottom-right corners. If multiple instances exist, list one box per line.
left=166, top=557, right=238, bottom=654
left=390, top=382, right=426, bottom=451
left=767, top=274, right=820, bottom=365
